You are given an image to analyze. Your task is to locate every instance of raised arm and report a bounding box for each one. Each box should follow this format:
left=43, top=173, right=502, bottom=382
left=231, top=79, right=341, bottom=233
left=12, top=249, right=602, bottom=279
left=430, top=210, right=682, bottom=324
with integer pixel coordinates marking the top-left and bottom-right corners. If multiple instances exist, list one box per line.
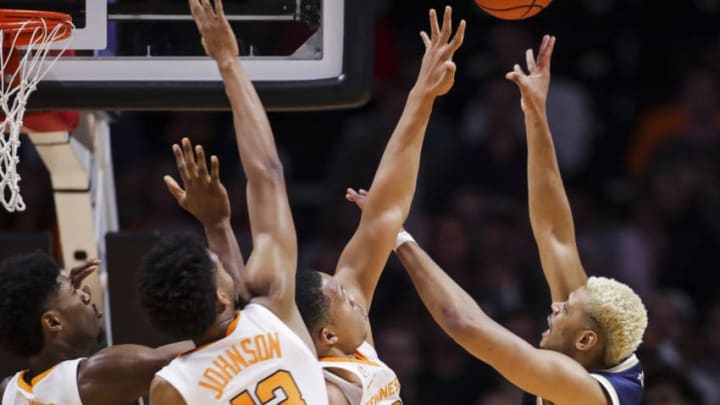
left=189, top=0, right=298, bottom=321
left=77, top=341, right=193, bottom=405
left=505, top=35, right=587, bottom=302
left=334, top=7, right=465, bottom=311
left=394, top=240, right=606, bottom=405
left=164, top=138, right=249, bottom=303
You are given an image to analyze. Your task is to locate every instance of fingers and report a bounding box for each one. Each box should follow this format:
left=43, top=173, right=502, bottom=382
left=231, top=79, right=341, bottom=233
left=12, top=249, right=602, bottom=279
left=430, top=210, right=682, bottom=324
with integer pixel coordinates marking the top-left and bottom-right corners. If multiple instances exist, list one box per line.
left=505, top=64, right=526, bottom=84
left=214, top=0, right=225, bottom=16
left=188, top=0, right=202, bottom=19
left=359, top=189, right=368, bottom=196
left=429, top=9, right=440, bottom=40
left=345, top=187, right=366, bottom=208
left=541, top=35, right=556, bottom=69
left=172, top=144, right=190, bottom=183
left=444, top=60, right=457, bottom=80
left=345, top=187, right=358, bottom=201
left=526, top=49, right=536, bottom=72
left=449, top=19, right=466, bottom=53
left=210, top=155, right=220, bottom=184
left=181, top=138, right=198, bottom=173
left=420, top=31, right=431, bottom=49
left=164, top=175, right=185, bottom=200
left=199, top=0, right=215, bottom=16
left=195, top=145, right=210, bottom=181
left=440, top=6, right=452, bottom=42
left=69, top=259, right=100, bottom=288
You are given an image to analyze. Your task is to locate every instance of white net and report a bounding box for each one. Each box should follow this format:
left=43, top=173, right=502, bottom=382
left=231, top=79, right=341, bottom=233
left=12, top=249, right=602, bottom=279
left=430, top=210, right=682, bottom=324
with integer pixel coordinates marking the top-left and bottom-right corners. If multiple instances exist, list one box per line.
left=0, top=17, right=72, bottom=212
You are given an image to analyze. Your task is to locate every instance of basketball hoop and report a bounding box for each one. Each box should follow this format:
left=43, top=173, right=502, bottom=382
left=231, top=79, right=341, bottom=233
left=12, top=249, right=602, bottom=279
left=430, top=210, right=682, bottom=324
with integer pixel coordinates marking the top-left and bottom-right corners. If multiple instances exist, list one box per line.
left=0, top=9, right=73, bottom=212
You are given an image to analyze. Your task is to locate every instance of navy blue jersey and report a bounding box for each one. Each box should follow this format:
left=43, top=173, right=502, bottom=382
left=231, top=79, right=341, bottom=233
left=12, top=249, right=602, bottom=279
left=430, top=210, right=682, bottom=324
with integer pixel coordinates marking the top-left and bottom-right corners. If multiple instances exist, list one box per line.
left=521, top=354, right=643, bottom=405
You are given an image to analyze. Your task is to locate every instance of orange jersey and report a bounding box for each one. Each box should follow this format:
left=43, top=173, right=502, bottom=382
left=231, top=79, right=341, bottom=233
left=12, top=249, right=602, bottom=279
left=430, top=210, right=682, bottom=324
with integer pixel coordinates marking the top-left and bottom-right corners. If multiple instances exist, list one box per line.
left=2, top=358, right=84, bottom=405
left=156, top=303, right=328, bottom=405
left=321, top=342, right=402, bottom=405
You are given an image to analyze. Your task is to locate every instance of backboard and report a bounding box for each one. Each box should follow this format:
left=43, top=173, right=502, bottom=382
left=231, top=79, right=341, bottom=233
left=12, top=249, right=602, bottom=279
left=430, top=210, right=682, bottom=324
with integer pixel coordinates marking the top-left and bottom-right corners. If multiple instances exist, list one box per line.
left=4, top=0, right=373, bottom=111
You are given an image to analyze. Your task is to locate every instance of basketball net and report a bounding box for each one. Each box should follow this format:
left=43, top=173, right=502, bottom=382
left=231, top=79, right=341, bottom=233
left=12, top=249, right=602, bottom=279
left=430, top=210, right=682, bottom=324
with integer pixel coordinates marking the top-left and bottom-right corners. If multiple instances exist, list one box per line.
left=0, top=17, right=72, bottom=212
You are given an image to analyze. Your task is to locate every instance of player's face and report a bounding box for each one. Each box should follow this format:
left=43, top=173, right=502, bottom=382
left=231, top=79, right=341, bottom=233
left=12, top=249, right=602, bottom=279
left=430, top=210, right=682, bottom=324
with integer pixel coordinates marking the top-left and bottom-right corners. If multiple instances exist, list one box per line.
left=51, top=274, right=105, bottom=354
left=539, top=288, right=595, bottom=354
left=320, top=274, right=368, bottom=354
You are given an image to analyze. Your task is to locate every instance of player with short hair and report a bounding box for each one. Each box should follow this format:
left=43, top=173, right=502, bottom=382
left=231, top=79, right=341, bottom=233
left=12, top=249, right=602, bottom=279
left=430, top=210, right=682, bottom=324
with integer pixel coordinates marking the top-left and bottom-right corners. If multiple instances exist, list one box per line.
left=294, top=7, right=465, bottom=405
left=140, top=0, right=328, bottom=403
left=347, top=35, right=647, bottom=405
left=0, top=253, right=193, bottom=405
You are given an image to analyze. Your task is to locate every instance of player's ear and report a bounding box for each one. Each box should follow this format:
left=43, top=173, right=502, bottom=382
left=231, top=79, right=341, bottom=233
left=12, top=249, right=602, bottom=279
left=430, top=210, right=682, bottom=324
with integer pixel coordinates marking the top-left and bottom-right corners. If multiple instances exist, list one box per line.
left=320, top=327, right=338, bottom=345
left=216, top=288, right=232, bottom=312
left=41, top=310, right=63, bottom=333
left=576, top=329, right=599, bottom=351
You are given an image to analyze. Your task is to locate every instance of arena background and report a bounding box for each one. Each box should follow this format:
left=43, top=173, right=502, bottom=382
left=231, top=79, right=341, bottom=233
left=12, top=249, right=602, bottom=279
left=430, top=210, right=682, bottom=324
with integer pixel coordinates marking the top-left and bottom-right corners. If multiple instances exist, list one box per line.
left=1, top=1, right=719, bottom=404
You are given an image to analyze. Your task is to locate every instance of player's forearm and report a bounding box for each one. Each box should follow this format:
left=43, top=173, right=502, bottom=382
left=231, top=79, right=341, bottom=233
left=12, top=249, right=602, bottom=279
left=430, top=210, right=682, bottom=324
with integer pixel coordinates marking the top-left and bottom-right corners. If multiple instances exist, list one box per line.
left=363, top=89, right=434, bottom=222
left=217, top=58, right=284, bottom=182
left=396, top=241, right=550, bottom=382
left=525, top=108, right=576, bottom=244
left=397, top=241, right=496, bottom=348
left=203, top=220, right=245, bottom=291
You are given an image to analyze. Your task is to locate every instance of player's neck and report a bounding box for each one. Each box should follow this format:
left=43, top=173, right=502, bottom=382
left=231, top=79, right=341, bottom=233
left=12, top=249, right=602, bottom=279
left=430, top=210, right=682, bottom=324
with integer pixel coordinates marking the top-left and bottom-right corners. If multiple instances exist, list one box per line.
left=321, top=345, right=354, bottom=359
left=574, top=349, right=606, bottom=371
left=193, top=313, right=237, bottom=347
left=27, top=343, right=83, bottom=379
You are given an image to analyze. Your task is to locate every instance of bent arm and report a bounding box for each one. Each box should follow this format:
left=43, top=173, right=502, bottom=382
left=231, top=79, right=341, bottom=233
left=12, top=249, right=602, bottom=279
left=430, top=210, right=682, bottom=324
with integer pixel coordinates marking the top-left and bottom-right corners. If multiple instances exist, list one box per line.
left=76, top=341, right=192, bottom=405
left=396, top=241, right=606, bottom=404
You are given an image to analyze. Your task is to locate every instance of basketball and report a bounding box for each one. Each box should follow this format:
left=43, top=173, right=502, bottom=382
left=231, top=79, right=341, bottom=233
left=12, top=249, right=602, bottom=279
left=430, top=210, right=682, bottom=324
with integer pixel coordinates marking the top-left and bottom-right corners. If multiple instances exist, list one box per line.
left=474, top=0, right=552, bottom=20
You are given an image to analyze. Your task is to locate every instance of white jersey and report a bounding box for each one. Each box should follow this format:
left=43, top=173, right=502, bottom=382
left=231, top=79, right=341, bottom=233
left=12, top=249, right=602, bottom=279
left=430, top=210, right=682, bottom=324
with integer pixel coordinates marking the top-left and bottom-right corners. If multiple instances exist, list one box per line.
left=156, top=303, right=328, bottom=405
left=2, top=358, right=84, bottom=405
left=321, top=342, right=402, bottom=405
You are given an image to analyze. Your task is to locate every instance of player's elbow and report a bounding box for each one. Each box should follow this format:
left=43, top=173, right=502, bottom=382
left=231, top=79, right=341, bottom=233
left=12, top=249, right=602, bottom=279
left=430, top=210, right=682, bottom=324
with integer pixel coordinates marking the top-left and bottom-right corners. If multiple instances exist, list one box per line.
left=442, top=306, right=479, bottom=340
left=362, top=207, right=405, bottom=234
left=247, top=160, right=286, bottom=185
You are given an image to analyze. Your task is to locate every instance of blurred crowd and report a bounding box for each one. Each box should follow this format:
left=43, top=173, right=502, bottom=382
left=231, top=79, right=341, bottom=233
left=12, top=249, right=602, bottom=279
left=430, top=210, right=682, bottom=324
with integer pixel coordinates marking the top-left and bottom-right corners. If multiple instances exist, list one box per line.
left=3, top=1, right=720, bottom=404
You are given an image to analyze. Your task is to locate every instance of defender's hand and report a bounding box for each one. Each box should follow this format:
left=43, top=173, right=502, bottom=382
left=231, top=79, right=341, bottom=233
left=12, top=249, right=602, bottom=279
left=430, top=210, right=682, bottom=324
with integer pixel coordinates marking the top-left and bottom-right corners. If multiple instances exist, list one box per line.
left=415, top=7, right=466, bottom=98
left=189, top=0, right=239, bottom=64
left=505, top=34, right=556, bottom=114
left=165, top=138, right=230, bottom=226
left=345, top=188, right=368, bottom=211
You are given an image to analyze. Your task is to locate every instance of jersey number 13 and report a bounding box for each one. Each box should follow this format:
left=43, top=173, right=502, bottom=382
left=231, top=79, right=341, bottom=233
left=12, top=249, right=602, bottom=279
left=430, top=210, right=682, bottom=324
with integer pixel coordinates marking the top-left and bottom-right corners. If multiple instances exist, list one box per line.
left=231, top=370, right=306, bottom=405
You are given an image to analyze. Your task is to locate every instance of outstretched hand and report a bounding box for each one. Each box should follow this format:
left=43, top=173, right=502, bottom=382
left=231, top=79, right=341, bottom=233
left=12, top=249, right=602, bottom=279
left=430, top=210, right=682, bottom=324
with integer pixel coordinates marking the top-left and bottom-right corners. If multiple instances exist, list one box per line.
left=416, top=6, right=466, bottom=97
left=345, top=187, right=368, bottom=211
left=69, top=259, right=100, bottom=290
left=505, top=34, right=556, bottom=114
left=189, top=0, right=239, bottom=64
left=165, top=138, right=230, bottom=226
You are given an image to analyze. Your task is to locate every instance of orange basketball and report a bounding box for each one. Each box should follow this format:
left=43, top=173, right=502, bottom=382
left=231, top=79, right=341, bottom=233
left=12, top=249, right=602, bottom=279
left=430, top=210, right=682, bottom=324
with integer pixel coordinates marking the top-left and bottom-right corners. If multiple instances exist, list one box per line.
left=474, top=0, right=552, bottom=20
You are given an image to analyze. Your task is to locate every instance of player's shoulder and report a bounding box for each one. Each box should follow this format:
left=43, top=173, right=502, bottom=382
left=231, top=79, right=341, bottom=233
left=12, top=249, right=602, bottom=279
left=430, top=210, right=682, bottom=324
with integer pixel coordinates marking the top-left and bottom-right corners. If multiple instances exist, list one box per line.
left=150, top=375, right=187, bottom=405
left=590, top=354, right=644, bottom=405
left=1, top=375, right=11, bottom=397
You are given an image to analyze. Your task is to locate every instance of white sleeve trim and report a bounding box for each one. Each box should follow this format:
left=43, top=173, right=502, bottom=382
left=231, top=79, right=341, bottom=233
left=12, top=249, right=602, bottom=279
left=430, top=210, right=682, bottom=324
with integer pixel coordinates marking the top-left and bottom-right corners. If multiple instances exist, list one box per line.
left=591, top=373, right=620, bottom=405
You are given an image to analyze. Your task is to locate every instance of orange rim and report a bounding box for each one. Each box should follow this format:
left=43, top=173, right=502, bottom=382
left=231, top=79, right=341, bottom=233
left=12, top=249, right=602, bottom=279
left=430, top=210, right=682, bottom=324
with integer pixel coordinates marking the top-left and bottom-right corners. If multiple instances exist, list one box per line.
left=0, top=9, right=73, bottom=47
